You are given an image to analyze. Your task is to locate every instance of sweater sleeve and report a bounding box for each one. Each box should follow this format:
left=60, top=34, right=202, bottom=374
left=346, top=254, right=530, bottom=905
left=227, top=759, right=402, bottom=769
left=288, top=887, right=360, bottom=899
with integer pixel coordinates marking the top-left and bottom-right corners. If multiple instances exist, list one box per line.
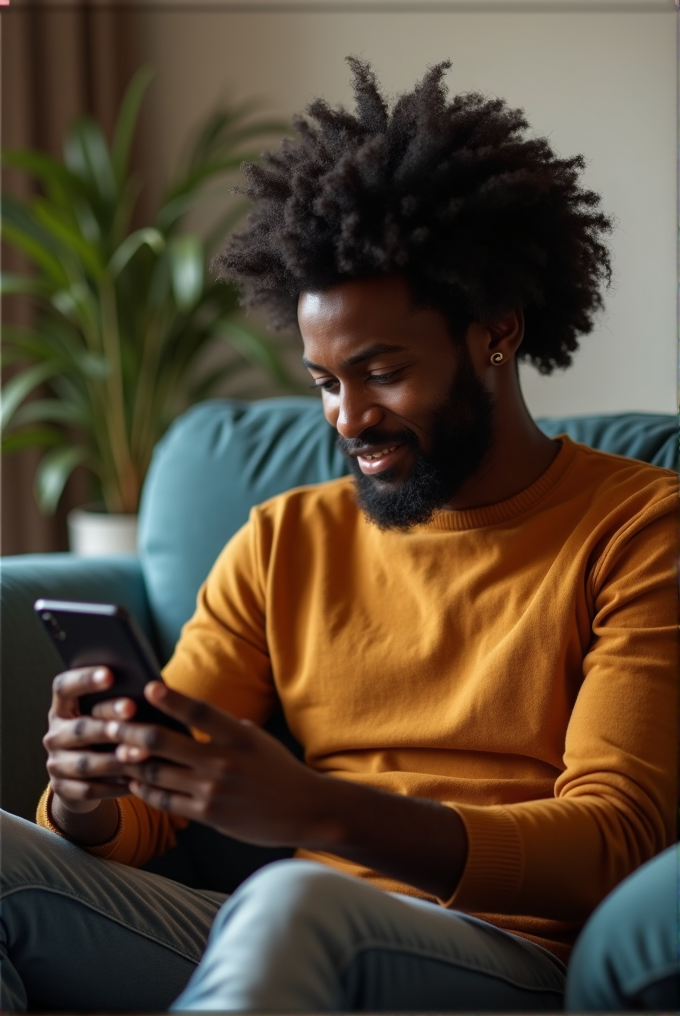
left=36, top=785, right=189, bottom=866
left=36, top=512, right=277, bottom=866
left=443, top=505, right=677, bottom=920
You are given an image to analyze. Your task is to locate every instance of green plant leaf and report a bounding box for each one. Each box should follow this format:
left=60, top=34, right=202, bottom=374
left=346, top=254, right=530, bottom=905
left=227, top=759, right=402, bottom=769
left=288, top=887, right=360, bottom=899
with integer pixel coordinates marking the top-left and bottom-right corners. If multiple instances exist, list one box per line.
left=32, top=200, right=105, bottom=279
left=209, top=118, right=289, bottom=152
left=111, top=66, right=155, bottom=186
left=1, top=149, right=90, bottom=202
left=34, top=444, right=90, bottom=515
left=73, top=350, right=110, bottom=379
left=1, top=425, right=64, bottom=454
left=50, top=373, right=89, bottom=408
left=51, top=282, right=99, bottom=334
left=4, top=81, right=294, bottom=518
left=0, top=273, right=51, bottom=297
left=186, top=108, right=241, bottom=170
left=216, top=321, right=294, bottom=389
left=64, top=117, right=117, bottom=204
left=163, top=156, right=250, bottom=204
left=72, top=196, right=101, bottom=246
left=111, top=175, right=143, bottom=243
left=0, top=219, right=69, bottom=287
left=108, top=227, right=164, bottom=278
left=10, top=398, right=89, bottom=429
left=168, top=235, right=204, bottom=309
left=1, top=325, right=73, bottom=368
left=1, top=361, right=62, bottom=431
left=154, top=192, right=204, bottom=234
left=203, top=198, right=251, bottom=255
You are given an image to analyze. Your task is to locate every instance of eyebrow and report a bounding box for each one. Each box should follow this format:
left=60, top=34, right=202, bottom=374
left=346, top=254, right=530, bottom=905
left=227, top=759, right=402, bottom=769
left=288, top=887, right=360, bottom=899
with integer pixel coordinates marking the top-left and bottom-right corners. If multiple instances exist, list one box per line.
left=301, top=343, right=409, bottom=371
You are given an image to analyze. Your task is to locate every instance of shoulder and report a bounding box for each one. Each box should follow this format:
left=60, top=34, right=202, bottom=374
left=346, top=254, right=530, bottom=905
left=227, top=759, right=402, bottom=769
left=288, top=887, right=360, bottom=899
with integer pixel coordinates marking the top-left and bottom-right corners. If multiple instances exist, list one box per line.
left=556, top=441, right=678, bottom=585
left=561, top=438, right=677, bottom=522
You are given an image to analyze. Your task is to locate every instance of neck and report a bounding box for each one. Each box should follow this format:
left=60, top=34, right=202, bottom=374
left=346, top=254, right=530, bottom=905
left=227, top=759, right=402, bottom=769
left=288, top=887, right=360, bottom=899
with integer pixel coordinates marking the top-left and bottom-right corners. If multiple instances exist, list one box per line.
left=444, top=371, right=559, bottom=511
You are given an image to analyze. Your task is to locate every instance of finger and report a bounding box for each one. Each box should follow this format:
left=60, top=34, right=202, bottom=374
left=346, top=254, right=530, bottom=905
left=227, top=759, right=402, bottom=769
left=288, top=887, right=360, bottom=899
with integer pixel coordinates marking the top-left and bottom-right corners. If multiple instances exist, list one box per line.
left=115, top=744, right=151, bottom=763
left=106, top=718, right=213, bottom=769
left=49, top=776, right=131, bottom=802
left=91, top=698, right=137, bottom=721
left=128, top=779, right=198, bottom=820
left=48, top=749, right=128, bottom=783
left=143, top=682, right=247, bottom=748
left=122, top=758, right=225, bottom=798
left=51, top=667, right=113, bottom=718
left=45, top=715, right=124, bottom=752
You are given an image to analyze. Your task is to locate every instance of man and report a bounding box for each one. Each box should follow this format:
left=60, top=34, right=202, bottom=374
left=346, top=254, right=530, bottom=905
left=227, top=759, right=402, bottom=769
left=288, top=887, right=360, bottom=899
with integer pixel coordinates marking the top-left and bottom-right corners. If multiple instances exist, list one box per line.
left=0, top=59, right=676, bottom=1012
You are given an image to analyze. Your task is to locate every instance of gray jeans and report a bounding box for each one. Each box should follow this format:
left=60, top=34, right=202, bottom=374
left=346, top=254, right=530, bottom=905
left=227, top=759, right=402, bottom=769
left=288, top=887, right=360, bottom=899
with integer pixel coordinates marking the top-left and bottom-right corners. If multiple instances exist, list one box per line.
left=0, top=810, right=566, bottom=1012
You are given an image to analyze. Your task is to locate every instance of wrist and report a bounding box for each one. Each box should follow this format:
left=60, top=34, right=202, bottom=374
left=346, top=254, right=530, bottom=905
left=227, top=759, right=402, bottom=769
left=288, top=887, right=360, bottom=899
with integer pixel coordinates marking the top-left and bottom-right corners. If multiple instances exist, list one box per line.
left=50, top=792, right=120, bottom=846
left=52, top=791, right=101, bottom=816
left=299, top=772, right=350, bottom=849
left=298, top=774, right=468, bottom=900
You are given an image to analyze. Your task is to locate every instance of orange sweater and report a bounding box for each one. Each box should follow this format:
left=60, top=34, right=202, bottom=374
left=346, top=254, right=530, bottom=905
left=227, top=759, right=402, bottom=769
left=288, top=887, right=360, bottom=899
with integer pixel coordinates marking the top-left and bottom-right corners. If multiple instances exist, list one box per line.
left=38, top=437, right=678, bottom=961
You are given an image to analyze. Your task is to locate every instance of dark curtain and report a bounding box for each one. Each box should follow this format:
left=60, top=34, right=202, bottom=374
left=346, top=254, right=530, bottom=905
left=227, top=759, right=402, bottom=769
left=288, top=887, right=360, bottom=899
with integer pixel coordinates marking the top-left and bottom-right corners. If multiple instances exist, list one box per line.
left=1, top=0, right=141, bottom=554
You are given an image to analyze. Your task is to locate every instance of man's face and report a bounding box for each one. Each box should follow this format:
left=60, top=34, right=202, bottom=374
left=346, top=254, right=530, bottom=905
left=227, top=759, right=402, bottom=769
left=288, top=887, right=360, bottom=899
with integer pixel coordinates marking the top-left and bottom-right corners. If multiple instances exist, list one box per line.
left=299, top=275, right=495, bottom=529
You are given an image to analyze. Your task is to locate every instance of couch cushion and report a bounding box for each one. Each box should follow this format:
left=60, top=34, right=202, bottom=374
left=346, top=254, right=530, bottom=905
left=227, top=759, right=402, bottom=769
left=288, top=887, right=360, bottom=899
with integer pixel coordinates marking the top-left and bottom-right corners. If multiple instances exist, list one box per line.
left=139, top=399, right=676, bottom=663
left=536, top=413, right=677, bottom=470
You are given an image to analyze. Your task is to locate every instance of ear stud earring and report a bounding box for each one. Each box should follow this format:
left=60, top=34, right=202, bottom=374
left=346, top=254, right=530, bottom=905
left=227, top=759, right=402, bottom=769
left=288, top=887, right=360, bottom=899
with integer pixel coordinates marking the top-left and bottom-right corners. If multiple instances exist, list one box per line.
left=490, top=351, right=504, bottom=365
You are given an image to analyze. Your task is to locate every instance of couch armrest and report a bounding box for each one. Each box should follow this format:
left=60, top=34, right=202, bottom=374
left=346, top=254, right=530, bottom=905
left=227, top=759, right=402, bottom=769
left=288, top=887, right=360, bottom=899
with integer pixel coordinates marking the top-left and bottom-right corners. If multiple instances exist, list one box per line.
left=0, top=553, right=153, bottom=820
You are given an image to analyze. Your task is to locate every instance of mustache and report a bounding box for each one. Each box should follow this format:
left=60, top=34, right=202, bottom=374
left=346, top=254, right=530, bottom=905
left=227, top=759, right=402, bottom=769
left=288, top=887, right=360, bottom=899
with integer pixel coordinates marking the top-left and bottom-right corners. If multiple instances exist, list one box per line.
left=337, top=429, right=418, bottom=456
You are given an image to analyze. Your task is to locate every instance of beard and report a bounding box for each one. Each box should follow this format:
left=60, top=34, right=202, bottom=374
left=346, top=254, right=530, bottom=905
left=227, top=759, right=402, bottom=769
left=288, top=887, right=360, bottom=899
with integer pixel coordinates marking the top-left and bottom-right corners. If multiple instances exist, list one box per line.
left=338, top=348, right=495, bottom=530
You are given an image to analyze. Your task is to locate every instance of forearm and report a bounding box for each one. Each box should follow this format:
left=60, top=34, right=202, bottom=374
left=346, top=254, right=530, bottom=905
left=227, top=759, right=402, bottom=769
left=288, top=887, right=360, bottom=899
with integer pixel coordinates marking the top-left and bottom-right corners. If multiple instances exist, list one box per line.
left=49, top=793, right=120, bottom=846
left=305, top=775, right=468, bottom=901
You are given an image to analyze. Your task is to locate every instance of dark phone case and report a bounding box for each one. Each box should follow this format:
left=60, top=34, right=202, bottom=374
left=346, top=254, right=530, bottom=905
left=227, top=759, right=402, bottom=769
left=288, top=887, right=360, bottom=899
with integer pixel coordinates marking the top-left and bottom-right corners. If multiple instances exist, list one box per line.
left=34, top=599, right=190, bottom=749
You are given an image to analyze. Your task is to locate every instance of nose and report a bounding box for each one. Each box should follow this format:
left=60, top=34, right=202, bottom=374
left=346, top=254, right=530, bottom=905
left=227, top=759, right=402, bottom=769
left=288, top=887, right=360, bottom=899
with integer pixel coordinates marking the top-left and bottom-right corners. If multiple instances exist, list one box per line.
left=327, top=385, right=383, bottom=440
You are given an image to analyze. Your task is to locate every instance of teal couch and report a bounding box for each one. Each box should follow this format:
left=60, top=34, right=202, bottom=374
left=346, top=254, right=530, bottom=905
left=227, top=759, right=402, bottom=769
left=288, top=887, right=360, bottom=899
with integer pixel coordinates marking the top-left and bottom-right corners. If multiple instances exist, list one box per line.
left=1, top=398, right=676, bottom=888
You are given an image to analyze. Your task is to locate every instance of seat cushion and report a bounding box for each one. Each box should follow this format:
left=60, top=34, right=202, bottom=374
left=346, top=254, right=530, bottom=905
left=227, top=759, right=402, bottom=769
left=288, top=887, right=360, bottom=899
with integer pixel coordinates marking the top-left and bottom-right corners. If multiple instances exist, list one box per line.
left=139, top=399, right=676, bottom=663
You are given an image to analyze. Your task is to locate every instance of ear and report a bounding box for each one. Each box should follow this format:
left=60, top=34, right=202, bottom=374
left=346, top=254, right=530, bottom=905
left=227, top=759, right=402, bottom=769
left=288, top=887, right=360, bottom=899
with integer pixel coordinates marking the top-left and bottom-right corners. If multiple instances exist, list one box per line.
left=465, top=309, right=524, bottom=373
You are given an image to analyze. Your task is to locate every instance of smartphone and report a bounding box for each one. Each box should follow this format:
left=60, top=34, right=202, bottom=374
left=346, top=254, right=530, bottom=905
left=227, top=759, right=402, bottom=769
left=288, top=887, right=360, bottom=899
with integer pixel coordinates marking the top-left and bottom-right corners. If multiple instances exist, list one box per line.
left=34, top=599, right=190, bottom=750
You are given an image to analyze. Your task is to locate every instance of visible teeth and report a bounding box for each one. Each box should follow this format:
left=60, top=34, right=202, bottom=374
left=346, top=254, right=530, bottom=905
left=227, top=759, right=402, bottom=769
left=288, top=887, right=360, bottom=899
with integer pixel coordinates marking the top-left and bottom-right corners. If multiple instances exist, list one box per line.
left=363, top=446, right=396, bottom=460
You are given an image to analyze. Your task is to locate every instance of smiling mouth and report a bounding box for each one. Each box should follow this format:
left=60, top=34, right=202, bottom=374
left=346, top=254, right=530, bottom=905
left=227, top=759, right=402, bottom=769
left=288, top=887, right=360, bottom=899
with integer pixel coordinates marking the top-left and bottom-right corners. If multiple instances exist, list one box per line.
left=359, top=445, right=399, bottom=460
left=355, top=444, right=405, bottom=475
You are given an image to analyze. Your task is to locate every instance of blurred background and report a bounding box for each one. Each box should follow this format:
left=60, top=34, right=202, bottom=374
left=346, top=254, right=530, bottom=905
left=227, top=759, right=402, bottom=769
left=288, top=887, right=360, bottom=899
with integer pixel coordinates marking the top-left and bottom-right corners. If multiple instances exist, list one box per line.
left=1, top=0, right=676, bottom=554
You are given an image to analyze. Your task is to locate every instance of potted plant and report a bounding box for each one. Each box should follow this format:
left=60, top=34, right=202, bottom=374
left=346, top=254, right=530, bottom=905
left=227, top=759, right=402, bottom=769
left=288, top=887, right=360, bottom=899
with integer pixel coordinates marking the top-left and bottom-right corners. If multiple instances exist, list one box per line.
left=1, top=68, right=296, bottom=554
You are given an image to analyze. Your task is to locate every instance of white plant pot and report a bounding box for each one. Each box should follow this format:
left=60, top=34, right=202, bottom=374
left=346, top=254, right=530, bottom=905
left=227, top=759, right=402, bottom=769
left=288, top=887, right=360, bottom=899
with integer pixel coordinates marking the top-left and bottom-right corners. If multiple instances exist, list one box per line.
left=67, top=504, right=138, bottom=557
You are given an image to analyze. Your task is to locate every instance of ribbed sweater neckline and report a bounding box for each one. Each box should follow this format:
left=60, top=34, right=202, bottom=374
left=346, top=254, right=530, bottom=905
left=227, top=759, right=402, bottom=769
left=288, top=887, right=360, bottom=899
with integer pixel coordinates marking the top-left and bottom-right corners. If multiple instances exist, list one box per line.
left=422, top=436, right=577, bottom=532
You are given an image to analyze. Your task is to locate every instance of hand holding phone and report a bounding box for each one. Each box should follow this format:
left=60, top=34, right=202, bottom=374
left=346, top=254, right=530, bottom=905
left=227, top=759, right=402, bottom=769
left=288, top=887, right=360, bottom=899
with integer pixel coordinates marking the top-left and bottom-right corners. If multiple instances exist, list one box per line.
left=35, top=599, right=190, bottom=744
left=35, top=600, right=190, bottom=827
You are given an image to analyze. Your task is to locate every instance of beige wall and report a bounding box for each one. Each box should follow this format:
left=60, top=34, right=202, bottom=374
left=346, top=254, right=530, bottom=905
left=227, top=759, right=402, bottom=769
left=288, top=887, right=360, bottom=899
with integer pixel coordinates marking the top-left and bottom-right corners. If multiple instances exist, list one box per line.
left=139, top=5, right=677, bottom=418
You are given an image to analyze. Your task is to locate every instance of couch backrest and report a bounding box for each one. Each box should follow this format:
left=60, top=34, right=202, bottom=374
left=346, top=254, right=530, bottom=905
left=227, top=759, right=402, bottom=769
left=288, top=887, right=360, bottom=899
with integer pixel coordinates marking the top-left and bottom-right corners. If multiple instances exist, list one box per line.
left=138, top=398, right=677, bottom=663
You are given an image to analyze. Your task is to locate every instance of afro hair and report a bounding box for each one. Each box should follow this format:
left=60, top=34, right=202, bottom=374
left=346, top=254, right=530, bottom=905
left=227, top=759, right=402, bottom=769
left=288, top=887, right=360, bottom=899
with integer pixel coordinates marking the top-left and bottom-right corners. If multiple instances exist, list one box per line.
left=215, top=58, right=614, bottom=374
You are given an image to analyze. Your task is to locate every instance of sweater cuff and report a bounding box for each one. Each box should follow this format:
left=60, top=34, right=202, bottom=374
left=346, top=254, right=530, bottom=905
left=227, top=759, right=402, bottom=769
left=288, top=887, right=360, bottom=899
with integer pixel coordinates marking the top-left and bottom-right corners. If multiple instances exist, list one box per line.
left=439, top=804, right=524, bottom=912
left=36, top=785, right=126, bottom=859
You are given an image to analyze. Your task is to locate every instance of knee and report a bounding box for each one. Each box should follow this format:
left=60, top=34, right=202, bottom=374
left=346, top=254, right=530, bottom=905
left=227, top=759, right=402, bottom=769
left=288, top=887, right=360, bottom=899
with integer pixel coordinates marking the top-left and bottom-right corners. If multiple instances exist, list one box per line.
left=566, top=846, right=680, bottom=1011
left=211, top=859, right=364, bottom=944
left=0, top=810, right=79, bottom=889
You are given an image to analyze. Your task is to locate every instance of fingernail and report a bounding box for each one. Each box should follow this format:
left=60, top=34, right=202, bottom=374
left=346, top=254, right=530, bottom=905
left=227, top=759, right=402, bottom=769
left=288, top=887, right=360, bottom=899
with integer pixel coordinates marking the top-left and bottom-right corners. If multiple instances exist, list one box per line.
left=114, top=701, right=128, bottom=716
left=93, top=669, right=108, bottom=683
left=105, top=721, right=120, bottom=738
